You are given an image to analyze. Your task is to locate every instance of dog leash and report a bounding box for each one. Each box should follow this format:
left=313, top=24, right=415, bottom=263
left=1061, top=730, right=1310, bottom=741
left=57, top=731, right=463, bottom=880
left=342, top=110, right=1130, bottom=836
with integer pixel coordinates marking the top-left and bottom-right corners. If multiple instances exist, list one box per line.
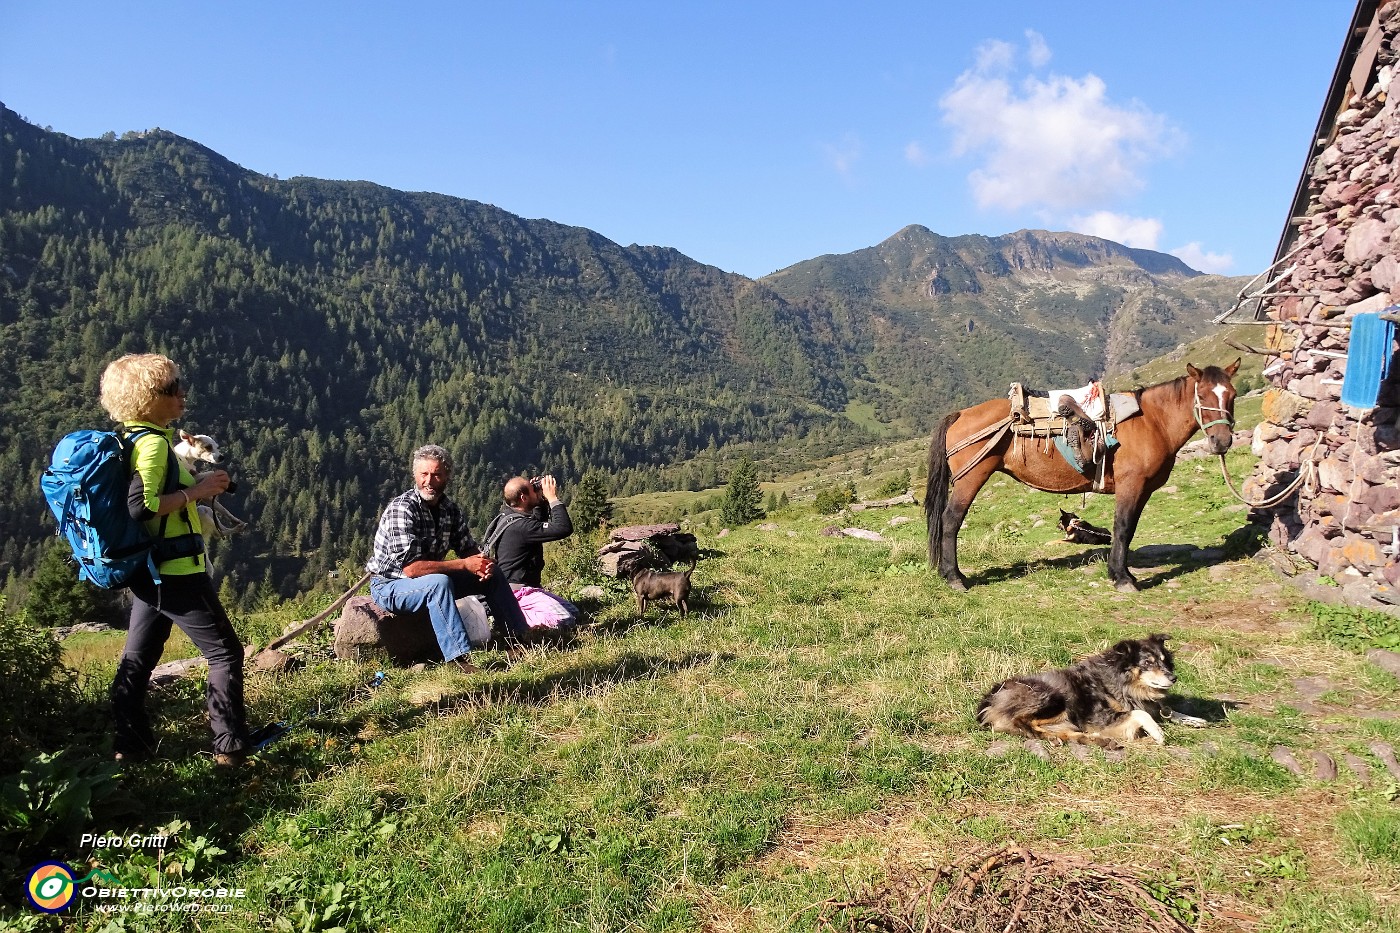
left=1065, top=517, right=1111, bottom=544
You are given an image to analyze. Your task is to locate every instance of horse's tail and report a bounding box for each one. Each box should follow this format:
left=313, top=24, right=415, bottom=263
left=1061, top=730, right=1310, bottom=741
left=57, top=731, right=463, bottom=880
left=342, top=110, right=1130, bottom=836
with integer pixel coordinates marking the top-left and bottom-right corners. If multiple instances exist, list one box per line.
left=925, top=412, right=959, bottom=569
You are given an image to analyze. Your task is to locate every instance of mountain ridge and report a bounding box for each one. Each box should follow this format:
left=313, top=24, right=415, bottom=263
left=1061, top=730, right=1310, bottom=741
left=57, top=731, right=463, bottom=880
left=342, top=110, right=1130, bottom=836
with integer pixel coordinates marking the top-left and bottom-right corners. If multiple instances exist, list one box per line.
left=0, top=105, right=1246, bottom=600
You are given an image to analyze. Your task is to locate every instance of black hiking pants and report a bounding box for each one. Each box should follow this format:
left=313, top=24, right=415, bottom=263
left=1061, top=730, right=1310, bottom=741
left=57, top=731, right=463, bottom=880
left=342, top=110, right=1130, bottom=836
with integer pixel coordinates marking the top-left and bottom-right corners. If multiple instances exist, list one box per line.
left=111, top=570, right=248, bottom=756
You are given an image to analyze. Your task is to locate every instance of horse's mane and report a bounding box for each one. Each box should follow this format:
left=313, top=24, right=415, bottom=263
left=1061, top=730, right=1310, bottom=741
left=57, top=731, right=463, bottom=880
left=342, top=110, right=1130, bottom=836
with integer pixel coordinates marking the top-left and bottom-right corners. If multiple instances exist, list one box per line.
left=1135, top=374, right=1190, bottom=406
left=1134, top=366, right=1234, bottom=414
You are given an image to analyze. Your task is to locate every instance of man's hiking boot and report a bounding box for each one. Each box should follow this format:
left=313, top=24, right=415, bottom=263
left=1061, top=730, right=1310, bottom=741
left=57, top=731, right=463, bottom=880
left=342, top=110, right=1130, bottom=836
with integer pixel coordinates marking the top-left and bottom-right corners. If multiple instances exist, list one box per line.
left=449, top=657, right=480, bottom=675
left=113, top=738, right=156, bottom=764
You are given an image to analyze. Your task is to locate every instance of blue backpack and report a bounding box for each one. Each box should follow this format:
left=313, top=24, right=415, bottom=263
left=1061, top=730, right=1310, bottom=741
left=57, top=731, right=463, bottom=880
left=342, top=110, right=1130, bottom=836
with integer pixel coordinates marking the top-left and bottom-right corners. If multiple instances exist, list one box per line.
left=40, top=428, right=197, bottom=589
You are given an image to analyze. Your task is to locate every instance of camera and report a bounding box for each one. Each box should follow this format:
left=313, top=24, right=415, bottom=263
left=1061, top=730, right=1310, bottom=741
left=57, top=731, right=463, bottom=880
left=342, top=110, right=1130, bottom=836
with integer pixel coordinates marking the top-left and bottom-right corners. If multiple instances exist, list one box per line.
left=529, top=477, right=542, bottom=491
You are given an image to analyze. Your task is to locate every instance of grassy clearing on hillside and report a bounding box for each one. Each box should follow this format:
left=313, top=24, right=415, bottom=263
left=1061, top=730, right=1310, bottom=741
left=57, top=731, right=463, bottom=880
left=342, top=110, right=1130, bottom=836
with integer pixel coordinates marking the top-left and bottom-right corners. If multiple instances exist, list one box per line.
left=7, top=439, right=1399, bottom=932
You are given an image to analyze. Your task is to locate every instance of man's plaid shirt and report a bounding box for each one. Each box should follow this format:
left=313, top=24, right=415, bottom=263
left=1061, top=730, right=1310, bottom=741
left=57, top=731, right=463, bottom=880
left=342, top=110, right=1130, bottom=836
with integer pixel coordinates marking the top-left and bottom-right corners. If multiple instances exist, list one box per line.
left=366, top=489, right=480, bottom=578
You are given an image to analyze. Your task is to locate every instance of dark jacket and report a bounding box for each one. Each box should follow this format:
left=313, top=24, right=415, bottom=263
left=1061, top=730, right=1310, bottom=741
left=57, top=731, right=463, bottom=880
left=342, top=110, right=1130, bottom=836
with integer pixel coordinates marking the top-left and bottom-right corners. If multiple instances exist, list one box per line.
left=486, top=502, right=573, bottom=587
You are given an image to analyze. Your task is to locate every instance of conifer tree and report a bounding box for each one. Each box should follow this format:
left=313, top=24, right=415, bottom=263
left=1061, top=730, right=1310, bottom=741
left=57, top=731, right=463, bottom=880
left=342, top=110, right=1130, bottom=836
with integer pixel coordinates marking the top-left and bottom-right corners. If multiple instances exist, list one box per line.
left=571, top=470, right=614, bottom=531
left=720, top=456, right=764, bottom=526
left=23, top=541, right=121, bottom=629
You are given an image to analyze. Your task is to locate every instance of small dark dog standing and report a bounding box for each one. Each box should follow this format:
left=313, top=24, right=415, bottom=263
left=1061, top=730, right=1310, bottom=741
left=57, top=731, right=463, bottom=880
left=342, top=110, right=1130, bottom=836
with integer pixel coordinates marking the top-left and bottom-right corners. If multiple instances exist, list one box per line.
left=1057, top=509, right=1112, bottom=545
left=977, top=634, right=1183, bottom=748
left=630, top=559, right=696, bottom=617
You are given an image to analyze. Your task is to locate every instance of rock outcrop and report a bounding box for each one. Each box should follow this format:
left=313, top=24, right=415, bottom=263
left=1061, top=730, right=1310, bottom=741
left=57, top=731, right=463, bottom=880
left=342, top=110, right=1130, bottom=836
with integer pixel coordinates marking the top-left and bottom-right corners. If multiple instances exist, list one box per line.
left=333, top=595, right=492, bottom=664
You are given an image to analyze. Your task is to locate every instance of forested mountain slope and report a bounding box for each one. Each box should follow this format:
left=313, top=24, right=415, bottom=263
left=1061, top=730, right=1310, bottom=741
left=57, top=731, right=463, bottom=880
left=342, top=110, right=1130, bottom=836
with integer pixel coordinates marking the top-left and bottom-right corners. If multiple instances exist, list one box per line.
left=762, top=225, right=1247, bottom=421
left=0, top=106, right=1244, bottom=599
left=1, top=108, right=872, bottom=596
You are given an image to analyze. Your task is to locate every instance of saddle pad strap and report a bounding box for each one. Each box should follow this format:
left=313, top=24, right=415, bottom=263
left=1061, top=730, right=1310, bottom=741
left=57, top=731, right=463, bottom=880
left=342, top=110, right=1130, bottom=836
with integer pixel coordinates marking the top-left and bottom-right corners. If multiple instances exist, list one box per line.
left=1053, top=434, right=1087, bottom=473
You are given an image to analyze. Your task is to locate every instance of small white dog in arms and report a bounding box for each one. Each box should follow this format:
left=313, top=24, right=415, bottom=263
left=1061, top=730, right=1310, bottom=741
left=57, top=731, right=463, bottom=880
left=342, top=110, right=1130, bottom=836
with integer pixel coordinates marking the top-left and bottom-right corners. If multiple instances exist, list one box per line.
left=171, top=430, right=249, bottom=539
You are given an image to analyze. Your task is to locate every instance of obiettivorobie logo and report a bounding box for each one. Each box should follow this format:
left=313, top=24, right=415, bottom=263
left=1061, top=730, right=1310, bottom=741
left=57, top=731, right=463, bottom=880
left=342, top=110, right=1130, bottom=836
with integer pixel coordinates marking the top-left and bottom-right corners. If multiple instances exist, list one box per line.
left=24, top=848, right=247, bottom=916
left=25, top=862, right=121, bottom=913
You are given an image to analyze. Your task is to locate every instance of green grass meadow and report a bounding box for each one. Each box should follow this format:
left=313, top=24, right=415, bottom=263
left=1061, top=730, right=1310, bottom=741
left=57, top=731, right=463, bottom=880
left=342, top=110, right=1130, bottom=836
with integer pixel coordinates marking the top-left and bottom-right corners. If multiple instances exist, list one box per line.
left=7, top=424, right=1400, bottom=932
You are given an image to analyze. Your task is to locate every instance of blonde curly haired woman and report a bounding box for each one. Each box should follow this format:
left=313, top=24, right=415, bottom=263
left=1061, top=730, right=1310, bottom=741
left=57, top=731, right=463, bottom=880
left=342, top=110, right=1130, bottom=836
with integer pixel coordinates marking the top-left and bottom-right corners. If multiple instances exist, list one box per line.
left=99, top=353, right=254, bottom=766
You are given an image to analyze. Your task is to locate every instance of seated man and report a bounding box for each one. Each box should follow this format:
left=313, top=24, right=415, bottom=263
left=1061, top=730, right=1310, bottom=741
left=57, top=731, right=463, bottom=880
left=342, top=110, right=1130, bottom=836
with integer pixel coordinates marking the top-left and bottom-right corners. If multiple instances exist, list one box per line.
left=366, top=444, right=532, bottom=671
left=484, top=474, right=574, bottom=588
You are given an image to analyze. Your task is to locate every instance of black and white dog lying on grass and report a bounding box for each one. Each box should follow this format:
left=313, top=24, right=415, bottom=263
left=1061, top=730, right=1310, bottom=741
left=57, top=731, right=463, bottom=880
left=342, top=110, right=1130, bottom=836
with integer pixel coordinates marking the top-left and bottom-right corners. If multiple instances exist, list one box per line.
left=977, top=634, right=1208, bottom=749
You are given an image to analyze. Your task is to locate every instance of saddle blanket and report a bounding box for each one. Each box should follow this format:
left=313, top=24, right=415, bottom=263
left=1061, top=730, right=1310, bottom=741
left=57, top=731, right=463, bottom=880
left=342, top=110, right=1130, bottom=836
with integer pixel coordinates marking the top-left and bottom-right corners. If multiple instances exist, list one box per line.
left=1044, top=381, right=1106, bottom=419
left=1012, top=380, right=1105, bottom=421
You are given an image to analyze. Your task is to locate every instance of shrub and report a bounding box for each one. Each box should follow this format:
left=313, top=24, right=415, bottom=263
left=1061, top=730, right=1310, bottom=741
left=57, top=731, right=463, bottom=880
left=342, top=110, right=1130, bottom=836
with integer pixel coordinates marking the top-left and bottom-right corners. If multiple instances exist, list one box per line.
left=874, top=469, right=911, bottom=498
left=547, top=534, right=607, bottom=588
left=0, top=597, right=83, bottom=772
left=814, top=481, right=857, bottom=515
left=1, top=749, right=119, bottom=856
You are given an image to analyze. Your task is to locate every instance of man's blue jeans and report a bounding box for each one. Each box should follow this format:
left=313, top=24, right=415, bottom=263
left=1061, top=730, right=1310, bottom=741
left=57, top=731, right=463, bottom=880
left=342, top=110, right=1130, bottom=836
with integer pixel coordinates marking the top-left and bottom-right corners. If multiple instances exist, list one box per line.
left=370, top=570, right=529, bottom=662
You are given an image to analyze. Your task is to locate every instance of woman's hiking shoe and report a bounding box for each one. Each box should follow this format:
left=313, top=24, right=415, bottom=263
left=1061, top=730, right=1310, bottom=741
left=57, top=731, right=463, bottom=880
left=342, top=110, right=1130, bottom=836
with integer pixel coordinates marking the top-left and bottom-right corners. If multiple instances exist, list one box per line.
left=214, top=723, right=292, bottom=766
left=114, top=724, right=158, bottom=763
left=245, top=721, right=291, bottom=751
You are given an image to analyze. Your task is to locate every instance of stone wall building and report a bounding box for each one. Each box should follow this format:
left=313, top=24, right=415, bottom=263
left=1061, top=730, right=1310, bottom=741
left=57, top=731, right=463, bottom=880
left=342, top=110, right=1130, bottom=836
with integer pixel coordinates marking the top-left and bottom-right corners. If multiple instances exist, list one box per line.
left=1235, top=0, right=1399, bottom=610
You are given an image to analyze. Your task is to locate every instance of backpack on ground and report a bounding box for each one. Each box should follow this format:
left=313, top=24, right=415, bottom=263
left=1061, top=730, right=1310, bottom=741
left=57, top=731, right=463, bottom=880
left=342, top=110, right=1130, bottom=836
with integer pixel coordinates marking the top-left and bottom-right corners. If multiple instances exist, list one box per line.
left=40, top=428, right=200, bottom=589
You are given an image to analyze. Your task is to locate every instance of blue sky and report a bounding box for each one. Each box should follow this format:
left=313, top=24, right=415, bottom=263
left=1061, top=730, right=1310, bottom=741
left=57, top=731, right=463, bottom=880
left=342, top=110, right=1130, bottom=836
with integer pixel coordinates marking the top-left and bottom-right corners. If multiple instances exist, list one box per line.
left=1, top=1, right=1356, bottom=278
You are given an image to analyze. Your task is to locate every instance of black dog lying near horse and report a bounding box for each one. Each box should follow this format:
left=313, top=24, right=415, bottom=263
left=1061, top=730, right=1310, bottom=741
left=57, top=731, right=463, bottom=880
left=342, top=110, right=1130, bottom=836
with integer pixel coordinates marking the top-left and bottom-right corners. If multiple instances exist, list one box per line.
left=1057, top=509, right=1112, bottom=545
left=977, top=634, right=1205, bottom=749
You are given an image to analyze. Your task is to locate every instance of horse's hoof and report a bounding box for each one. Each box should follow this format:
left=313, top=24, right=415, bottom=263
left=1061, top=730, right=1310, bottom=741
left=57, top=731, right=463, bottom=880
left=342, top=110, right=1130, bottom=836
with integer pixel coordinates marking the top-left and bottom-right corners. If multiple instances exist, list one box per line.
left=944, top=575, right=968, bottom=592
left=1114, top=579, right=1140, bottom=593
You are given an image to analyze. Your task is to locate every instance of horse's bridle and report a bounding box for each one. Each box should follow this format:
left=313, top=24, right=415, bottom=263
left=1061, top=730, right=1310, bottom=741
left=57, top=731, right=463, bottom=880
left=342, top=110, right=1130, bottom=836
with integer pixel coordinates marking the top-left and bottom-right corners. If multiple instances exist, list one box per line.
left=1193, top=387, right=1234, bottom=432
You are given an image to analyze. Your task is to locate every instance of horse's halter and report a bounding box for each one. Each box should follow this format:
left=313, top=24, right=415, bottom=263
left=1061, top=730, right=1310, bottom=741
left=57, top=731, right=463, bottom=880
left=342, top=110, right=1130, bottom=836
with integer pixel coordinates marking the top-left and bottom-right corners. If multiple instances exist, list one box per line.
left=1192, top=382, right=1234, bottom=432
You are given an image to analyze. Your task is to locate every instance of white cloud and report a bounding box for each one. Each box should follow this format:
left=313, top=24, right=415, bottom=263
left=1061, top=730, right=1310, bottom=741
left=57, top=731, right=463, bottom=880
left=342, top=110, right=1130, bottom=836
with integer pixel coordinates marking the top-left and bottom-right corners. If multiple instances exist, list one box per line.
left=1025, top=29, right=1051, bottom=68
left=823, top=133, right=863, bottom=177
left=904, top=141, right=930, bottom=166
left=974, top=38, right=1017, bottom=74
left=1068, top=211, right=1163, bottom=249
left=939, top=35, right=1178, bottom=213
left=1170, top=242, right=1235, bottom=274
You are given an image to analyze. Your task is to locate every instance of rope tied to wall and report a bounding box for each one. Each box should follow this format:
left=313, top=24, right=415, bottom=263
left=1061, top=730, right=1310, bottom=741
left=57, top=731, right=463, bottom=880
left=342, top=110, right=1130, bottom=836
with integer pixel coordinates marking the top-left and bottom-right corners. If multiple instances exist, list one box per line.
left=1216, top=433, right=1324, bottom=509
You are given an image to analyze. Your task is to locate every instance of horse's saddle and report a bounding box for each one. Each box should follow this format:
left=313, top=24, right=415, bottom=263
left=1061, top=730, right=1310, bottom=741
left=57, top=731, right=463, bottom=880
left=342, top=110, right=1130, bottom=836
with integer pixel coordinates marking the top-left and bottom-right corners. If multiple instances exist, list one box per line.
left=1007, top=380, right=1141, bottom=473
left=1008, top=381, right=1140, bottom=425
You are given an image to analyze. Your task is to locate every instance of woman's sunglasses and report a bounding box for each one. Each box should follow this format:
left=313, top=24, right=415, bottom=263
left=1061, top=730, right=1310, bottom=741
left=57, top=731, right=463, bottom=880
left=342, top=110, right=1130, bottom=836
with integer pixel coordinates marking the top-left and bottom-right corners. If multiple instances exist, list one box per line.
left=158, top=378, right=184, bottom=397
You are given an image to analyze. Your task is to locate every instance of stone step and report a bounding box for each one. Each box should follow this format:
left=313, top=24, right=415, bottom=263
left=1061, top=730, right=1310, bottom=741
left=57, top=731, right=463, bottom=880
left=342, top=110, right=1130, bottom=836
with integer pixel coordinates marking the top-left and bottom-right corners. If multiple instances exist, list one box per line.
left=1370, top=742, right=1400, bottom=779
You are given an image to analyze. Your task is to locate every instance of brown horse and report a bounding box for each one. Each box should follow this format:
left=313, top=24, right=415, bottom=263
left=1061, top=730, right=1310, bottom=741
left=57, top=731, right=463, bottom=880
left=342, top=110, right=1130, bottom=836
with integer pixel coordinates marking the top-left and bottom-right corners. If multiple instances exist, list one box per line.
left=925, top=361, right=1240, bottom=592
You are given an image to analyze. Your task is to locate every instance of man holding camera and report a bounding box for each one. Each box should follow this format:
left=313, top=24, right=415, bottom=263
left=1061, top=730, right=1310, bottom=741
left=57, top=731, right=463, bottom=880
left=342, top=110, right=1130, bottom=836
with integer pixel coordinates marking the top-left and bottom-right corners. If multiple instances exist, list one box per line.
left=484, top=474, right=574, bottom=588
